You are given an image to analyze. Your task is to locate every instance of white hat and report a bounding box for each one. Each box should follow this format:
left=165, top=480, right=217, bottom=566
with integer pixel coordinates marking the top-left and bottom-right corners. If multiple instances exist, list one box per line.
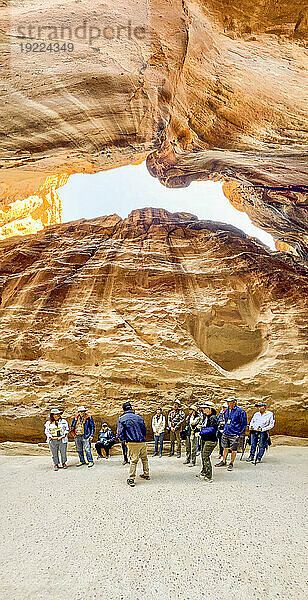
left=222, top=402, right=228, bottom=408
left=77, top=405, right=86, bottom=412
left=200, top=400, right=214, bottom=408
left=50, top=408, right=61, bottom=414
left=226, top=397, right=237, bottom=403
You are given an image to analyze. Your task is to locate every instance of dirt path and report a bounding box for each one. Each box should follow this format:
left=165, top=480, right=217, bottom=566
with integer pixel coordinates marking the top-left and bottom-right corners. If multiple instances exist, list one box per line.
left=0, top=446, right=307, bottom=600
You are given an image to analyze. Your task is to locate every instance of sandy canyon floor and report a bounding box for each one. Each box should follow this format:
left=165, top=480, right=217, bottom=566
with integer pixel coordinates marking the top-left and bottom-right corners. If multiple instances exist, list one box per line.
left=0, top=446, right=307, bottom=600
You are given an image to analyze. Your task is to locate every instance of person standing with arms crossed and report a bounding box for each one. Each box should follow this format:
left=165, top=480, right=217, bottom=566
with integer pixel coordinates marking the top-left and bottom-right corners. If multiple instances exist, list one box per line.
left=117, top=402, right=150, bottom=487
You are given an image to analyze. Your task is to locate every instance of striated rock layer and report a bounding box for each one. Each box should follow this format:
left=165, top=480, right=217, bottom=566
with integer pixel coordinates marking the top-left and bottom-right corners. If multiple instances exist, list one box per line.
left=1, top=0, right=307, bottom=250
left=0, top=208, right=307, bottom=441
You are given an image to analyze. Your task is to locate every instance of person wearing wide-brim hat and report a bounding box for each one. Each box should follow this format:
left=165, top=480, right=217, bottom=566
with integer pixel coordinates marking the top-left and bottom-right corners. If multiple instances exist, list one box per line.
left=197, top=401, right=218, bottom=482
left=44, top=409, right=69, bottom=471
left=246, top=401, right=275, bottom=463
left=183, top=404, right=203, bottom=467
left=70, top=405, right=95, bottom=468
left=167, top=400, right=185, bottom=458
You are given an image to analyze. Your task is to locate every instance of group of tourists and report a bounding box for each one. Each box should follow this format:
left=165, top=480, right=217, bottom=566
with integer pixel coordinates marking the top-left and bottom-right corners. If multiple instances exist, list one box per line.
left=44, top=397, right=275, bottom=486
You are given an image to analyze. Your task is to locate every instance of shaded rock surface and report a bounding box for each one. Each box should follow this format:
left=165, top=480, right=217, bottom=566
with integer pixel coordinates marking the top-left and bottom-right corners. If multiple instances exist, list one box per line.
left=0, top=0, right=307, bottom=251
left=0, top=208, right=307, bottom=441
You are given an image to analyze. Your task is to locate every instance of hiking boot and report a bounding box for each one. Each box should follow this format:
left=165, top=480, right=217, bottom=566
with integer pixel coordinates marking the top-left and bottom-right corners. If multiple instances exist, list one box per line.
left=105, top=455, right=110, bottom=459
left=168, top=452, right=174, bottom=457
left=183, top=459, right=190, bottom=464
left=177, top=454, right=181, bottom=459
left=122, top=460, right=128, bottom=465
left=256, top=459, right=261, bottom=463
left=53, top=465, right=59, bottom=471
left=188, top=462, right=196, bottom=467
left=215, top=460, right=226, bottom=467
left=76, top=462, right=86, bottom=467
left=227, top=463, right=234, bottom=471
left=246, top=457, right=253, bottom=462
left=153, top=452, right=158, bottom=456
left=204, top=477, right=213, bottom=483
left=159, top=454, right=163, bottom=458
left=62, top=463, right=68, bottom=469
left=127, top=479, right=135, bottom=487
left=88, top=462, right=94, bottom=468
left=196, top=473, right=205, bottom=479
left=96, top=455, right=102, bottom=460
left=140, top=474, right=150, bottom=480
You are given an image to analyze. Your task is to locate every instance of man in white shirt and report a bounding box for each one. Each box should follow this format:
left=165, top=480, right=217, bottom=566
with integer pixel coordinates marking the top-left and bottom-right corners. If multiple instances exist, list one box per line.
left=246, top=401, right=275, bottom=463
left=152, top=407, right=166, bottom=457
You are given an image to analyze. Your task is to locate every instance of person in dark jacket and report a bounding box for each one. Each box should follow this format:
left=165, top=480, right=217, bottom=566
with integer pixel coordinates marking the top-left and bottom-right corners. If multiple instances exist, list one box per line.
left=217, top=402, right=228, bottom=459
left=70, top=405, right=95, bottom=468
left=95, top=422, right=115, bottom=459
left=197, top=401, right=218, bottom=482
left=215, top=397, right=247, bottom=471
left=117, top=402, right=150, bottom=487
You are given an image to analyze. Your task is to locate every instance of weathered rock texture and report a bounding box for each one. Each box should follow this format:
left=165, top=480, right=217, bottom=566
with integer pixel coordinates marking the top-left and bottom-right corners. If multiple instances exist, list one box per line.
left=1, top=0, right=307, bottom=250
left=0, top=174, right=68, bottom=240
left=0, top=208, right=307, bottom=441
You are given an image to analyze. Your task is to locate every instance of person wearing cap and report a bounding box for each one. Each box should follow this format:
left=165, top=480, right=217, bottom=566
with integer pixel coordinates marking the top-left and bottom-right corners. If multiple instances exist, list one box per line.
left=70, top=406, right=95, bottom=468
left=197, top=401, right=218, bottom=482
left=117, top=402, right=149, bottom=487
left=183, top=405, right=203, bottom=466
left=167, top=400, right=185, bottom=458
left=152, top=407, right=166, bottom=457
left=215, top=397, right=247, bottom=471
left=44, top=409, right=69, bottom=471
left=95, top=422, right=116, bottom=459
left=246, top=402, right=275, bottom=463
left=217, top=402, right=228, bottom=459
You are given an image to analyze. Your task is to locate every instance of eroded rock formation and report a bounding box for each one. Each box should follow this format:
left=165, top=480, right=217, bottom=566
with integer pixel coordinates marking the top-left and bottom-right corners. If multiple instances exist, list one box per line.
left=0, top=208, right=307, bottom=441
left=0, top=174, right=68, bottom=239
left=1, top=0, right=307, bottom=250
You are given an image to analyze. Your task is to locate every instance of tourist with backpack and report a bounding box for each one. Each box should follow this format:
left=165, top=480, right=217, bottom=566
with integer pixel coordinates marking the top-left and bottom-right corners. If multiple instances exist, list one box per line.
left=197, top=401, right=218, bottom=482
left=183, top=405, right=202, bottom=467
left=215, top=397, right=247, bottom=471
left=70, top=405, right=95, bottom=468
left=217, top=402, right=228, bottom=459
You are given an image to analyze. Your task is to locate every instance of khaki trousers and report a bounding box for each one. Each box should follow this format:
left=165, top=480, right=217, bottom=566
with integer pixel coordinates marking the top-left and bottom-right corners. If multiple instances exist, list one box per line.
left=170, top=430, right=181, bottom=455
left=127, top=442, right=149, bottom=480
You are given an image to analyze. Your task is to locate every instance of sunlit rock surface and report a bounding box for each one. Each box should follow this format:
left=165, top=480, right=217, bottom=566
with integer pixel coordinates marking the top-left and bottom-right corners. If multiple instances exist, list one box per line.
left=0, top=208, right=306, bottom=441
left=1, top=0, right=307, bottom=250
left=0, top=174, right=68, bottom=239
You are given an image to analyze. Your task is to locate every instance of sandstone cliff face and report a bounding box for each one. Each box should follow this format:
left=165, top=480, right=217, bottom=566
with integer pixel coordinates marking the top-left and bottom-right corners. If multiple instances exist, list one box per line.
left=0, top=208, right=306, bottom=441
left=1, top=0, right=307, bottom=250
left=0, top=174, right=68, bottom=240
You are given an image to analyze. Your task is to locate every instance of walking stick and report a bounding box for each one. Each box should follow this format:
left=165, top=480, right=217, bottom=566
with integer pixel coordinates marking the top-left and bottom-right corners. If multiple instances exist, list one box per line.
left=240, top=431, right=250, bottom=460
left=254, top=432, right=261, bottom=465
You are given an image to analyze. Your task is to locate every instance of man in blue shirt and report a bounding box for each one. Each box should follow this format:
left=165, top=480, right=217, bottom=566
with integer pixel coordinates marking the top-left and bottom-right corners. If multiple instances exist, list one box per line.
left=117, top=402, right=150, bottom=487
left=215, top=397, right=247, bottom=471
